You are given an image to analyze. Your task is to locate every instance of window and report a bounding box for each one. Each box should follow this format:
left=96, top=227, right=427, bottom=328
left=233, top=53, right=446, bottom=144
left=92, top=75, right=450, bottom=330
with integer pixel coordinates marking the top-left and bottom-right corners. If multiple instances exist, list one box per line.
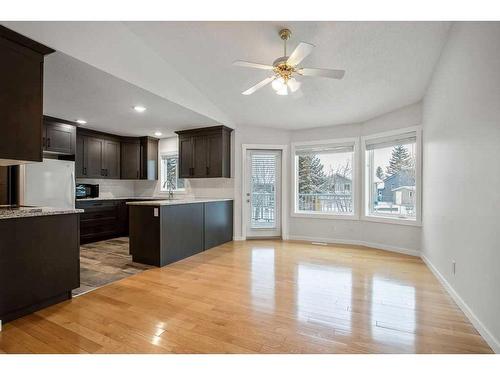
left=364, top=130, right=418, bottom=221
left=160, top=153, right=185, bottom=192
left=293, top=140, right=356, bottom=216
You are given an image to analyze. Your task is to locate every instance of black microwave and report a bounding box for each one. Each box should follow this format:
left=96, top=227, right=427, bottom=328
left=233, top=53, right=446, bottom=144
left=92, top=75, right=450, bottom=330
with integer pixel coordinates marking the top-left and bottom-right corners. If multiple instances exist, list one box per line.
left=76, top=184, right=99, bottom=199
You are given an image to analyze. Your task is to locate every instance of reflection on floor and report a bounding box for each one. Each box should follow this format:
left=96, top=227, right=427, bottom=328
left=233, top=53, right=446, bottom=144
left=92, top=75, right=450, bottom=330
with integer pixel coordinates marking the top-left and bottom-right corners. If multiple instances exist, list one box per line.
left=0, top=239, right=493, bottom=353
left=72, top=237, right=153, bottom=296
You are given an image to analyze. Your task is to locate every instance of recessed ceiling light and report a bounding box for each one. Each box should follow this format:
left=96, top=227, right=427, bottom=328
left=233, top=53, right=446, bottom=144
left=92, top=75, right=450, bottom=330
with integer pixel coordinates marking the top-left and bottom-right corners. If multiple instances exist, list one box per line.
left=154, top=131, right=162, bottom=137
left=76, top=119, right=87, bottom=125
left=134, top=105, right=146, bottom=113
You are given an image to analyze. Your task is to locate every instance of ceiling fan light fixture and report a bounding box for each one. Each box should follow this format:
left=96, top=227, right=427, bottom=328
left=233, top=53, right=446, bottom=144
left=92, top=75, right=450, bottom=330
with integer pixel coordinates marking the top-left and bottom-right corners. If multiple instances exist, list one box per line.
left=272, top=77, right=286, bottom=91
left=287, top=78, right=301, bottom=93
left=276, top=85, right=288, bottom=96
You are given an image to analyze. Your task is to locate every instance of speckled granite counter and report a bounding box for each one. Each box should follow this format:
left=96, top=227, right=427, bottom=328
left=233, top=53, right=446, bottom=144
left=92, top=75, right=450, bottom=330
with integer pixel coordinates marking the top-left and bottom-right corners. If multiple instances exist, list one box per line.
left=126, top=198, right=233, bottom=206
left=0, top=207, right=83, bottom=220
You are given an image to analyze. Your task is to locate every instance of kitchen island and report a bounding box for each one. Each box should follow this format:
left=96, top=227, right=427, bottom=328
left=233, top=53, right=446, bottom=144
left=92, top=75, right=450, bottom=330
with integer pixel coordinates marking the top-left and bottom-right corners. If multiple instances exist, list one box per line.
left=127, top=198, right=233, bottom=267
left=0, top=207, right=82, bottom=326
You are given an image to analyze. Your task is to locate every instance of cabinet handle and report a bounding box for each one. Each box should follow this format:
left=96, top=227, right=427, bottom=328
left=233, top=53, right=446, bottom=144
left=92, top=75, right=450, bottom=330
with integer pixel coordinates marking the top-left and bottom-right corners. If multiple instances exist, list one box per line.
left=83, top=167, right=87, bottom=175
left=47, top=138, right=51, bottom=147
left=42, top=137, right=46, bottom=147
left=206, top=166, right=210, bottom=175
left=136, top=170, right=139, bottom=178
left=101, top=169, right=105, bottom=176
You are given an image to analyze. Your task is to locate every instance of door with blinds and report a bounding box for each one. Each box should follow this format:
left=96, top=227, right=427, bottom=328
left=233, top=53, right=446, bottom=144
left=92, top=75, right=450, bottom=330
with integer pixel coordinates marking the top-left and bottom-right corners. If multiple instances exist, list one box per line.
left=245, top=149, right=282, bottom=238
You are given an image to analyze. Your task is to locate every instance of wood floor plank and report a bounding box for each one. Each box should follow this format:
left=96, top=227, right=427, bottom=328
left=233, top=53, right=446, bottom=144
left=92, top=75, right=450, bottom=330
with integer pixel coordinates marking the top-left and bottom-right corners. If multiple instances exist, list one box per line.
left=0, top=238, right=493, bottom=353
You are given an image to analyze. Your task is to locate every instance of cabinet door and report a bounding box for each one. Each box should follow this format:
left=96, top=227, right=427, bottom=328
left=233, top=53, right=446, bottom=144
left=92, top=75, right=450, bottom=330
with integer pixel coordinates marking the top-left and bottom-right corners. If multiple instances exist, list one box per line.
left=178, top=137, right=193, bottom=178
left=193, top=136, right=207, bottom=177
left=84, top=136, right=104, bottom=178
left=206, top=134, right=223, bottom=178
left=75, top=134, right=85, bottom=177
left=121, top=141, right=140, bottom=179
left=0, top=38, right=43, bottom=163
left=103, top=140, right=120, bottom=179
left=45, top=122, right=76, bottom=154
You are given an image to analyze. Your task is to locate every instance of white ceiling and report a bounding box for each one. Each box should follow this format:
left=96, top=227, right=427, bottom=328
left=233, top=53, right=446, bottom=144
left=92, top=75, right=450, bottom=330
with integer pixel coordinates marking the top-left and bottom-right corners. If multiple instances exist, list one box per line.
left=43, top=52, right=214, bottom=137
left=3, top=21, right=451, bottom=132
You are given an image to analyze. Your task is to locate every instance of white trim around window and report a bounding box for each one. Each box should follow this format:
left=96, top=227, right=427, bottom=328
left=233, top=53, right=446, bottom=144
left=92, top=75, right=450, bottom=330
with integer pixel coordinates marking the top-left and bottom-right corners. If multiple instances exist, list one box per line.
left=361, top=126, right=422, bottom=227
left=291, top=137, right=360, bottom=220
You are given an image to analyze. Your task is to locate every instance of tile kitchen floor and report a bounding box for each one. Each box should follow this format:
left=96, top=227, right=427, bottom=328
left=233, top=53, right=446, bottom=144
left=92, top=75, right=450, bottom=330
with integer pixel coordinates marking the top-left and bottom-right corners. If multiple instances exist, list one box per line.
left=73, top=237, right=153, bottom=296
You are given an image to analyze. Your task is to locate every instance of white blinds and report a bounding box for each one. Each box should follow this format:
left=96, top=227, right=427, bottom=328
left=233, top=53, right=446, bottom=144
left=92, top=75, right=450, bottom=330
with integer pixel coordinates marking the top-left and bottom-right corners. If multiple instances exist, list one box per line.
left=365, top=131, right=417, bottom=150
left=252, top=154, right=277, bottom=183
left=295, top=141, right=355, bottom=156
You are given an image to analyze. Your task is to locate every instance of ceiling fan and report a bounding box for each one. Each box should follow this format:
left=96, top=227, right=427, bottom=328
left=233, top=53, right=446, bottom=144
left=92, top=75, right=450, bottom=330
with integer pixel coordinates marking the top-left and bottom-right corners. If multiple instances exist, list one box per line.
left=234, top=28, right=345, bottom=96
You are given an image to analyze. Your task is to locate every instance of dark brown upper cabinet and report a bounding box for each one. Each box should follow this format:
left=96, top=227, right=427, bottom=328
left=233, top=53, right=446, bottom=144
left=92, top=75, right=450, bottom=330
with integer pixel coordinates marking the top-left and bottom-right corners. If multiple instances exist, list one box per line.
left=120, top=139, right=141, bottom=179
left=139, top=137, right=159, bottom=180
left=42, top=116, right=77, bottom=155
left=0, top=26, right=54, bottom=166
left=76, top=129, right=121, bottom=179
left=175, top=126, right=232, bottom=178
left=76, top=129, right=158, bottom=180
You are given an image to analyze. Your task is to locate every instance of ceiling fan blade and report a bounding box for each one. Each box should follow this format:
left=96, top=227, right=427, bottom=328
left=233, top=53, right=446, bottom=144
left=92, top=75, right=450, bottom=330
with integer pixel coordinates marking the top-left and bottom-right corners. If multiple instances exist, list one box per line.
left=298, top=68, right=345, bottom=79
left=242, top=76, right=275, bottom=95
left=287, top=42, right=315, bottom=66
left=233, top=60, right=274, bottom=70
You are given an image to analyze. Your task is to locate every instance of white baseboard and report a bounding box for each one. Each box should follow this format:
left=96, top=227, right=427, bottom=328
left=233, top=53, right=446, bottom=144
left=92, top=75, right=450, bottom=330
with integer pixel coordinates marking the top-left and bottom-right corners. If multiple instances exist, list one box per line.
left=421, top=254, right=499, bottom=354
left=287, top=235, right=420, bottom=257
left=232, top=236, right=245, bottom=241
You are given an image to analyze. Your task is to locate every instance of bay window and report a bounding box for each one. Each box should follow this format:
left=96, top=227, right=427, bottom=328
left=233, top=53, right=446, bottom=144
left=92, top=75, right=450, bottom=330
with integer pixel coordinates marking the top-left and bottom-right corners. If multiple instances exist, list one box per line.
left=363, top=129, right=420, bottom=223
left=293, top=139, right=357, bottom=217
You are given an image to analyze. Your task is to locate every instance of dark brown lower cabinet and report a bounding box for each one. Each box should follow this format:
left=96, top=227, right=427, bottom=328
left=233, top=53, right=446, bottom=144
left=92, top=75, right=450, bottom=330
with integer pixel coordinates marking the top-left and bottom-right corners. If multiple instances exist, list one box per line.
left=76, top=199, right=129, bottom=244
left=129, top=200, right=233, bottom=267
left=0, top=213, right=80, bottom=323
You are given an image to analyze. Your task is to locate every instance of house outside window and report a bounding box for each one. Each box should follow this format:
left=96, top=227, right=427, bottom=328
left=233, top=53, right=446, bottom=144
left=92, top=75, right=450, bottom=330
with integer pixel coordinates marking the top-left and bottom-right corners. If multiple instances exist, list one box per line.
left=292, top=138, right=358, bottom=217
left=160, top=153, right=185, bottom=192
left=363, top=129, right=420, bottom=223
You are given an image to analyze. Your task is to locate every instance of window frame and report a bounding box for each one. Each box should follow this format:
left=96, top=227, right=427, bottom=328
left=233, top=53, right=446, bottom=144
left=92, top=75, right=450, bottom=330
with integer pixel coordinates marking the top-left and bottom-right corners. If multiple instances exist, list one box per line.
left=159, top=152, right=185, bottom=193
left=361, top=127, right=422, bottom=227
left=291, top=137, right=360, bottom=220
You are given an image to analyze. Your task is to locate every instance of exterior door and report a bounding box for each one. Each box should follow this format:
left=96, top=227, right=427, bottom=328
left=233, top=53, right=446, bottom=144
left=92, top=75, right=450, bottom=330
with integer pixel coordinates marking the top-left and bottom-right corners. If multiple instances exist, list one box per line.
left=245, top=149, right=282, bottom=238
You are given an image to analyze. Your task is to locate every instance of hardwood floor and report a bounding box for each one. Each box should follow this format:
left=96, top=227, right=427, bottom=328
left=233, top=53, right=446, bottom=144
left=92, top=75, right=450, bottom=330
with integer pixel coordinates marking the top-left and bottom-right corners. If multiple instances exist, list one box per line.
left=0, top=240, right=492, bottom=353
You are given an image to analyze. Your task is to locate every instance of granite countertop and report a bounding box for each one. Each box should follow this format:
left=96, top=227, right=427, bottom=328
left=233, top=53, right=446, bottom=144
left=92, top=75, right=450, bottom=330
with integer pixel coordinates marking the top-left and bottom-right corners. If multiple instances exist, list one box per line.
left=0, top=206, right=84, bottom=220
left=126, top=198, right=233, bottom=206
left=76, top=196, right=165, bottom=201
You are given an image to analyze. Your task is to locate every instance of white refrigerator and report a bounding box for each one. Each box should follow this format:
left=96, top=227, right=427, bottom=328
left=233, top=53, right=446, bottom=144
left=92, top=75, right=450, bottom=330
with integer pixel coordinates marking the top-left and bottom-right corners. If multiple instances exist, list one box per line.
left=19, top=158, right=75, bottom=209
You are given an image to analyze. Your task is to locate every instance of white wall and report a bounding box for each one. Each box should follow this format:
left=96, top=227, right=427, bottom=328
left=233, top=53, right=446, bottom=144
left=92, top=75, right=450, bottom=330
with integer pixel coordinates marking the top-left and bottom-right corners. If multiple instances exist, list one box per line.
left=288, top=103, right=422, bottom=254
left=421, top=22, right=500, bottom=352
left=148, top=105, right=422, bottom=250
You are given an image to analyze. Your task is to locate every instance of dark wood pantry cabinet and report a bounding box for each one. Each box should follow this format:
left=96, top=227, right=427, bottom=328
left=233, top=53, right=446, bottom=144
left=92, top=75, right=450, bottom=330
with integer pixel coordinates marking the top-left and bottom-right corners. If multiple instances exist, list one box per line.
left=175, top=126, right=232, bottom=178
left=0, top=26, right=54, bottom=166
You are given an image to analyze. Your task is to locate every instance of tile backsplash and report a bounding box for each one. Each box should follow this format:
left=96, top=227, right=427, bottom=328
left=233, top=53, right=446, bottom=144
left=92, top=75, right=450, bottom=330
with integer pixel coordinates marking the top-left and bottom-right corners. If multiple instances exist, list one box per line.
left=76, top=179, right=136, bottom=198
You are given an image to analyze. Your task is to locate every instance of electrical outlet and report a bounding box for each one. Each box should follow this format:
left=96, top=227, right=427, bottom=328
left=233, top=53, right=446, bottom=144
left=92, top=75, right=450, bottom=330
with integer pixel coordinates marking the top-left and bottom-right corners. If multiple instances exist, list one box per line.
left=452, top=261, right=456, bottom=275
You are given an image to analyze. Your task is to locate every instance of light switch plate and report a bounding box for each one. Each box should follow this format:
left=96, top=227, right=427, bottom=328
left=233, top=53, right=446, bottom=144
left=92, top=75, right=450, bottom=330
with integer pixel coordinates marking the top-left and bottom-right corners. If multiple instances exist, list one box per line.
left=153, top=208, right=159, bottom=217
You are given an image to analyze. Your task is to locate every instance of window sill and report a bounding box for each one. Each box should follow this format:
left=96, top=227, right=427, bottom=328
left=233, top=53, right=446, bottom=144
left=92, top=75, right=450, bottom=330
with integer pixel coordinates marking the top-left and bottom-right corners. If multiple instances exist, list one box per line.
left=291, top=211, right=359, bottom=220
left=362, top=215, right=421, bottom=227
